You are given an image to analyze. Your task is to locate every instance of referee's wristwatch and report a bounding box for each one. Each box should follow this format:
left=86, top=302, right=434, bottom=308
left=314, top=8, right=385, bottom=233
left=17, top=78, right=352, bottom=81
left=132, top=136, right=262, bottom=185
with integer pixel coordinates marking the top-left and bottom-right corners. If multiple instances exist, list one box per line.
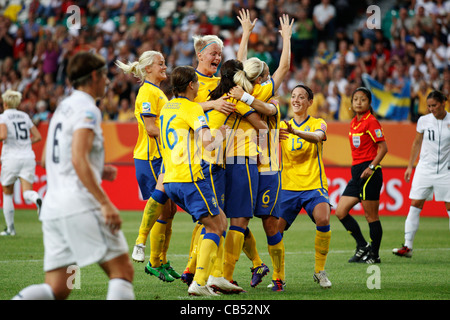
left=368, top=164, right=376, bottom=171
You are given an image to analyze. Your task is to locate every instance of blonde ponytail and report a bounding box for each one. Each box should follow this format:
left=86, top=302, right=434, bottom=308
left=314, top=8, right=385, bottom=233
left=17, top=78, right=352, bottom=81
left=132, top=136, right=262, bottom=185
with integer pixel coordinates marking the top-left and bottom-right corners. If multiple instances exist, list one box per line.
left=233, top=70, right=254, bottom=93
left=243, top=57, right=265, bottom=83
left=115, top=50, right=163, bottom=83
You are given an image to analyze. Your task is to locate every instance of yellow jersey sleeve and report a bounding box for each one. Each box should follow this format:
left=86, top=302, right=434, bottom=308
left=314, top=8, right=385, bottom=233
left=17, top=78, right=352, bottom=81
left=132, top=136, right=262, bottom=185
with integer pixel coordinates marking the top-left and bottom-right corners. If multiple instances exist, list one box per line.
left=280, top=116, right=328, bottom=191
left=133, top=81, right=168, bottom=160
left=160, top=97, right=208, bottom=183
left=252, top=78, right=275, bottom=102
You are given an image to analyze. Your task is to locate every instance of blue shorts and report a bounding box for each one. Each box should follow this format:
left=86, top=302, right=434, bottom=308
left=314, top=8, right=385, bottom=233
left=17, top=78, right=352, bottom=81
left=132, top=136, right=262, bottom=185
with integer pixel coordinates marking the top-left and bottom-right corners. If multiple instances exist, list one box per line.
left=202, top=162, right=225, bottom=210
left=254, top=171, right=281, bottom=218
left=164, top=178, right=220, bottom=222
left=224, top=157, right=259, bottom=218
left=134, top=158, right=162, bottom=200
left=279, top=188, right=330, bottom=230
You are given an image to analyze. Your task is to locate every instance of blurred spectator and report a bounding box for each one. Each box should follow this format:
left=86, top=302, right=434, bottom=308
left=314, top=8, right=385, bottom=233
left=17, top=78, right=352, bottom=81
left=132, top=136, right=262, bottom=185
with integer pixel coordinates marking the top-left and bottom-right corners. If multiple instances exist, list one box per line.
left=117, top=98, right=135, bottom=122
left=32, top=100, right=51, bottom=125
left=174, top=30, right=195, bottom=66
left=312, top=0, right=336, bottom=42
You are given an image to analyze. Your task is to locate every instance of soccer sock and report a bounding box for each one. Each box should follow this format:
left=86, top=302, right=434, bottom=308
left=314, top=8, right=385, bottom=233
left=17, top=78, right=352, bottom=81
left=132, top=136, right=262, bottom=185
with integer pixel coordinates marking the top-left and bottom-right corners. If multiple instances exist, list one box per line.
left=135, top=190, right=168, bottom=245
left=404, top=206, right=421, bottom=249
left=267, top=232, right=285, bottom=281
left=2, top=194, right=15, bottom=233
left=314, top=226, right=331, bottom=273
left=369, top=220, right=383, bottom=257
left=339, top=214, right=367, bottom=247
left=12, top=283, right=55, bottom=300
left=210, top=231, right=226, bottom=278
left=160, top=217, right=173, bottom=265
left=106, top=278, right=135, bottom=300
left=186, top=226, right=204, bottom=273
left=243, top=227, right=264, bottom=268
left=223, top=226, right=245, bottom=281
left=149, top=219, right=167, bottom=267
left=194, top=233, right=220, bottom=286
left=23, top=190, right=40, bottom=205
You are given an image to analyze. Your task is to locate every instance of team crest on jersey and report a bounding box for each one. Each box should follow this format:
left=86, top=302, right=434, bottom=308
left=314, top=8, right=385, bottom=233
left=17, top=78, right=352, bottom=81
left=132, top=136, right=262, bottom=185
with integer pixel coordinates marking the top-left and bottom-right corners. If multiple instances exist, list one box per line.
left=84, top=111, right=96, bottom=125
left=197, top=115, right=207, bottom=126
left=304, top=125, right=310, bottom=132
left=142, top=102, right=151, bottom=112
left=352, top=135, right=360, bottom=148
left=375, top=129, right=383, bottom=138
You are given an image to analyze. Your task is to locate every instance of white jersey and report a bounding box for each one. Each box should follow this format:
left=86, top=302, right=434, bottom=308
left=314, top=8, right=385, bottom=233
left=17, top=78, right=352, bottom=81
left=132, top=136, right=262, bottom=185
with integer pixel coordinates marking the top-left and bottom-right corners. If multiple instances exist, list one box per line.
left=0, top=109, right=35, bottom=161
left=416, top=112, right=450, bottom=175
left=40, top=90, right=105, bottom=220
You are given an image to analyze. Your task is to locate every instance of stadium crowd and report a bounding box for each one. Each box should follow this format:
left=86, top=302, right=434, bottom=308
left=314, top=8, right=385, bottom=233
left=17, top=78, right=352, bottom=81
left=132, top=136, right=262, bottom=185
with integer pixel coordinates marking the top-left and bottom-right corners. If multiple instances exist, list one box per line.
left=0, top=0, right=448, bottom=124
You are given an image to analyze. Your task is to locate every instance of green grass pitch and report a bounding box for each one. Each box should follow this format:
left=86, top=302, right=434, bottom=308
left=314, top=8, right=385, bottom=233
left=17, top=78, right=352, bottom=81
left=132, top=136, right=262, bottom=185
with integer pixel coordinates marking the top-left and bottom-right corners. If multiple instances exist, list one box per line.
left=0, top=210, right=449, bottom=303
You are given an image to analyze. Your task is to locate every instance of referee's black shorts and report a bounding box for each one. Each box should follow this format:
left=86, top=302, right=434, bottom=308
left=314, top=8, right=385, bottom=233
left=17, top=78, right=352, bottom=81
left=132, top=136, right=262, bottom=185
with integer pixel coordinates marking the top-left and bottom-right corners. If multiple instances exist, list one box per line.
left=342, top=160, right=383, bottom=201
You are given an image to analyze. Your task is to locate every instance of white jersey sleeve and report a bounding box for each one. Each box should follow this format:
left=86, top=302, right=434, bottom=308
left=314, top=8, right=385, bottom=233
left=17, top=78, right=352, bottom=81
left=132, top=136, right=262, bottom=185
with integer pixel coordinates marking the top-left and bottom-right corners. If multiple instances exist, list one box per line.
left=40, top=90, right=105, bottom=220
left=0, top=109, right=35, bottom=161
left=415, top=112, right=450, bottom=175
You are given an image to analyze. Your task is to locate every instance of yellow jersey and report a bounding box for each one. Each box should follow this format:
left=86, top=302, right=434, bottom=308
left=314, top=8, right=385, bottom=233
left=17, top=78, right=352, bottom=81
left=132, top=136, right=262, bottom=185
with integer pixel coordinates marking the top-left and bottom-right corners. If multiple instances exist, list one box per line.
left=194, top=70, right=220, bottom=103
left=251, top=78, right=281, bottom=173
left=160, top=97, right=209, bottom=183
left=133, top=81, right=168, bottom=160
left=280, top=116, right=328, bottom=191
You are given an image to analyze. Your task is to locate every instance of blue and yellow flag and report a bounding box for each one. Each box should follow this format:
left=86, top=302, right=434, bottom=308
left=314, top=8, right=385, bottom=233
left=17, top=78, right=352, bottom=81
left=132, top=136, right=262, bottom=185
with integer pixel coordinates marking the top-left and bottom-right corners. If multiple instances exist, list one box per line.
left=362, top=73, right=410, bottom=120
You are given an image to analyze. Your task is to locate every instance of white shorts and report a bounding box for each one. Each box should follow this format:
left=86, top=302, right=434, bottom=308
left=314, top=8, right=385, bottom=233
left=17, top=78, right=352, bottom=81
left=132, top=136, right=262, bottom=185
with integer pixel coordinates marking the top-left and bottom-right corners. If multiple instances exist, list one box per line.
left=409, top=168, right=450, bottom=202
left=42, top=210, right=129, bottom=272
left=0, top=158, right=36, bottom=186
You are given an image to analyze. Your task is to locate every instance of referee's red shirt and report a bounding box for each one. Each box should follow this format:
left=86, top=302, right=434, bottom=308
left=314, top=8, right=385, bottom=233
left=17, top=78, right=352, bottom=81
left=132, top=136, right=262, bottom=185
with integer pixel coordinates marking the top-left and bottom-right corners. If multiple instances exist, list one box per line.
left=348, top=111, right=385, bottom=166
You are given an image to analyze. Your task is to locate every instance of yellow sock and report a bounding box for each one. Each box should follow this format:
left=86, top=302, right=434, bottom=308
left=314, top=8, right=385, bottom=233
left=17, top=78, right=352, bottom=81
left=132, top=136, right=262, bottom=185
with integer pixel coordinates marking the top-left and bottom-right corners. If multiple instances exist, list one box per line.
left=194, top=233, right=220, bottom=286
left=135, top=197, right=164, bottom=245
left=243, top=228, right=263, bottom=268
left=223, top=228, right=245, bottom=281
left=186, top=226, right=204, bottom=273
left=210, top=233, right=225, bottom=278
left=188, top=223, right=202, bottom=256
left=149, top=220, right=167, bottom=267
left=314, top=229, right=331, bottom=273
left=160, top=218, right=173, bottom=265
left=267, top=232, right=285, bottom=281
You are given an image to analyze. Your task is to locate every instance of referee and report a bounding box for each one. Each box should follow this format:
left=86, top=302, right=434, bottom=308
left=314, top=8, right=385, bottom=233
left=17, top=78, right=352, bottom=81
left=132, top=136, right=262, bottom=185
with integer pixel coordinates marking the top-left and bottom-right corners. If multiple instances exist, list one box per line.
left=335, top=87, right=388, bottom=264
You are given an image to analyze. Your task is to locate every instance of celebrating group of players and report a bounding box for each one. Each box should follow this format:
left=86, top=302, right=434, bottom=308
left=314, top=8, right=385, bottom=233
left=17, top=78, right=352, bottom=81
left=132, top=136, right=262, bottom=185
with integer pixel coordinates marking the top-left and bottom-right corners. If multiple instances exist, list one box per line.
left=6, top=8, right=449, bottom=300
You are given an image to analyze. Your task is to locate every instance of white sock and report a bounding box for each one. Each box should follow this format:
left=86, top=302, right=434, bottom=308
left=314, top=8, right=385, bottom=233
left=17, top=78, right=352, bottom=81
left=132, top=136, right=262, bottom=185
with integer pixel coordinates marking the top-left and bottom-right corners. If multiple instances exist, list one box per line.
left=12, top=283, right=55, bottom=300
left=106, top=278, right=135, bottom=300
left=405, top=206, right=421, bottom=249
left=2, top=194, right=15, bottom=233
left=23, top=190, right=40, bottom=205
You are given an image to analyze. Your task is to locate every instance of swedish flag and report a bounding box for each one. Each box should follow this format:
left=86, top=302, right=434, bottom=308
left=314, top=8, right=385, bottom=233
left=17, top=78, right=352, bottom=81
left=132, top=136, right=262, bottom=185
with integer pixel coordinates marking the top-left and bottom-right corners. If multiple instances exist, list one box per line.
left=362, top=73, right=411, bottom=120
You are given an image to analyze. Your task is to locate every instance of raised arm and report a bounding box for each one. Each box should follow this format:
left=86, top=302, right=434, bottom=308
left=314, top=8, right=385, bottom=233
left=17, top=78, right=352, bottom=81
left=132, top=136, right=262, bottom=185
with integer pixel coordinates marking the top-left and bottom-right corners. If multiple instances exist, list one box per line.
left=271, top=14, right=294, bottom=93
left=236, top=8, right=257, bottom=62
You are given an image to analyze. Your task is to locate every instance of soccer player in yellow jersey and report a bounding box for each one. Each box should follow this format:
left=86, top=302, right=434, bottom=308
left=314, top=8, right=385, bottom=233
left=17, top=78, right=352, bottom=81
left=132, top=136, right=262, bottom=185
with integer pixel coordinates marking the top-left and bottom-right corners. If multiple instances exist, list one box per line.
left=222, top=9, right=293, bottom=290
left=181, top=34, right=236, bottom=286
left=278, top=85, right=332, bottom=289
left=204, top=59, right=272, bottom=292
left=115, top=51, right=180, bottom=282
left=160, top=66, right=228, bottom=296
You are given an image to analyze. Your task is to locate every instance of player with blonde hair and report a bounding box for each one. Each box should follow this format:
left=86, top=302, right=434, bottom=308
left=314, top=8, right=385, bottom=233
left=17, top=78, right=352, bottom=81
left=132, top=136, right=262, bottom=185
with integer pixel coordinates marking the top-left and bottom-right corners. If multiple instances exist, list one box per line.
left=116, top=51, right=180, bottom=282
left=0, top=89, right=42, bottom=236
